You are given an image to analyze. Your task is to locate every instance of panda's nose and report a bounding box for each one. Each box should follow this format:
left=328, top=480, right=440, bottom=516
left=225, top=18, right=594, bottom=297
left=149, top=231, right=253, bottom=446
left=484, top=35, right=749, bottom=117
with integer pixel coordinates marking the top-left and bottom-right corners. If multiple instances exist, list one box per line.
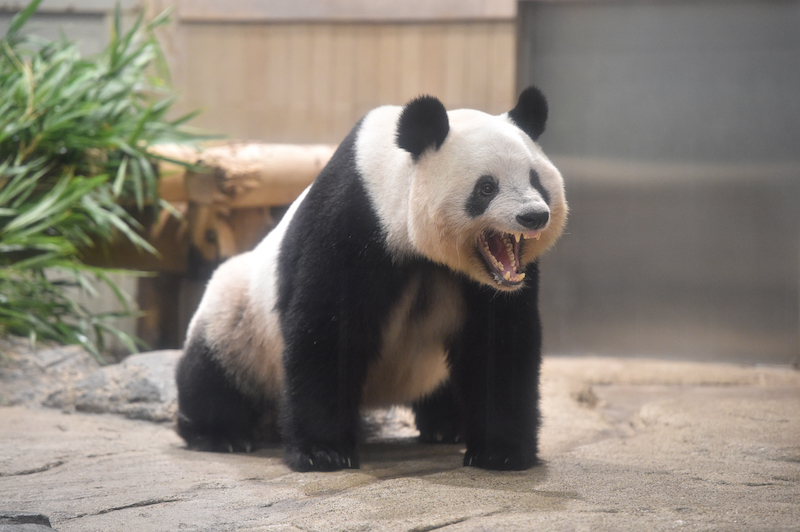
left=516, top=210, right=549, bottom=230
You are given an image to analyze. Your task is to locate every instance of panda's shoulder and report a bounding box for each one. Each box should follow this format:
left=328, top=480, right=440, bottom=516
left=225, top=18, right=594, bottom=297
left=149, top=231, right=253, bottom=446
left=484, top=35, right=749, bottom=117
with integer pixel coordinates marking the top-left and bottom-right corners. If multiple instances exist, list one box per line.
left=354, top=105, right=407, bottom=179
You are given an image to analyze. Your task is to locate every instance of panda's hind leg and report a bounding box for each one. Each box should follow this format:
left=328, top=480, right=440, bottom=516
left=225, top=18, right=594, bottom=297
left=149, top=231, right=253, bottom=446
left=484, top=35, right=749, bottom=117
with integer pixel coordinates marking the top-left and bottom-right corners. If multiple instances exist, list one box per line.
left=176, top=335, right=278, bottom=453
left=413, top=381, right=464, bottom=444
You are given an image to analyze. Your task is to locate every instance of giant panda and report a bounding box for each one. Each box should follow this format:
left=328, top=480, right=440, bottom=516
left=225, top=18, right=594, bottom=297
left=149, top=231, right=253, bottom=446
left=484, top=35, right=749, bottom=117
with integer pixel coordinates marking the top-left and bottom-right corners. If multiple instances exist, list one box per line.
left=175, top=86, right=567, bottom=472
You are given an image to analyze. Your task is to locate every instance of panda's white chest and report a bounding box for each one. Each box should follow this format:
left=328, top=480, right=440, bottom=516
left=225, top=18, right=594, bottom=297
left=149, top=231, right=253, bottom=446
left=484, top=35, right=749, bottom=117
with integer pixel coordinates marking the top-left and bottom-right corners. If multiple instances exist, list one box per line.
left=361, top=270, right=466, bottom=407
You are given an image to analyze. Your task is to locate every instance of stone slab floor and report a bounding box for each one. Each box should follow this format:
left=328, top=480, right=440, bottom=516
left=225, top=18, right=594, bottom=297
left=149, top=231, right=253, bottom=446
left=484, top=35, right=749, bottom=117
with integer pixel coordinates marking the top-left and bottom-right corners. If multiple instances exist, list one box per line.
left=1, top=357, right=798, bottom=531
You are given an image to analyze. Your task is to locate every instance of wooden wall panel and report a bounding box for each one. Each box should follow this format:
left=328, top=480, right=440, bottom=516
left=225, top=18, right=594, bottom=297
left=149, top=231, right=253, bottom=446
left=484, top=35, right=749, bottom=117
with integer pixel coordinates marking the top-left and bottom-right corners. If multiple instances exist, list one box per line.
left=175, top=0, right=516, bottom=22
left=168, top=21, right=516, bottom=144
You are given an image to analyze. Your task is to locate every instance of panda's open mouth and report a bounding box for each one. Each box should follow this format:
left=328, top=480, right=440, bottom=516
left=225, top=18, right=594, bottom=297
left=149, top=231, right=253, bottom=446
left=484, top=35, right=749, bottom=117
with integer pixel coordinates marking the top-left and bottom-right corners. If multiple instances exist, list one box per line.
left=477, top=230, right=542, bottom=287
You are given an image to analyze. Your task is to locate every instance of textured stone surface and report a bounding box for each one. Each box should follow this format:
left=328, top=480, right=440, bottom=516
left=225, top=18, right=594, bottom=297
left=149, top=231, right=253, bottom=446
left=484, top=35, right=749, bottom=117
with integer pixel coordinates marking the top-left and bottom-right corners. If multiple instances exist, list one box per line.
left=42, top=350, right=181, bottom=422
left=1, top=349, right=798, bottom=532
left=0, top=511, right=55, bottom=531
left=0, top=339, right=180, bottom=422
left=0, top=338, right=100, bottom=408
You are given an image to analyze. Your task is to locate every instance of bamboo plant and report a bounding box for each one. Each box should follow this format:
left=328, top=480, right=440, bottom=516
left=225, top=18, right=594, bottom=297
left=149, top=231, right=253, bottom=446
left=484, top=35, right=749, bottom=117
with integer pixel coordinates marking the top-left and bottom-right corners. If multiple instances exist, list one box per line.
left=0, top=0, right=202, bottom=359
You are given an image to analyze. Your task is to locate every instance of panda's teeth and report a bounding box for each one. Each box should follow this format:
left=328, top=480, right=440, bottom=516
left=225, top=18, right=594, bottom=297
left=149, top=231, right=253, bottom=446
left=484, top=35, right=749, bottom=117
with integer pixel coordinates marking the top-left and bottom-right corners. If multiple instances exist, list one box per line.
left=521, top=230, right=542, bottom=240
left=479, top=232, right=527, bottom=285
left=504, top=236, right=516, bottom=270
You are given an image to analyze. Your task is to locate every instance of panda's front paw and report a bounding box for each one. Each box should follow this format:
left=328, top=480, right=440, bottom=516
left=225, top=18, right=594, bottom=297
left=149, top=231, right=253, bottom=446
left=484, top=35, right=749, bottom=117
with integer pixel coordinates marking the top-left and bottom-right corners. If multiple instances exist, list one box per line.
left=284, top=445, right=359, bottom=472
left=464, top=444, right=537, bottom=471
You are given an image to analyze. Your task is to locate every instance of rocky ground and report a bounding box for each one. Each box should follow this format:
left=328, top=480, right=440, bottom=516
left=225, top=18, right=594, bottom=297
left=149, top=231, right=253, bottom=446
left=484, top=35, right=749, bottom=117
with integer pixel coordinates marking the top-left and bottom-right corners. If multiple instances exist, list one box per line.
left=1, top=337, right=799, bottom=531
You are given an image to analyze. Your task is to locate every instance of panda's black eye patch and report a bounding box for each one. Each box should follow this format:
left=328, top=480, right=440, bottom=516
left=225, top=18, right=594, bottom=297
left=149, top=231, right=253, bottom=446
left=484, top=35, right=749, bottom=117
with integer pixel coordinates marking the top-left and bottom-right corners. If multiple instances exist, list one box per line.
left=529, top=168, right=550, bottom=205
left=466, top=175, right=499, bottom=217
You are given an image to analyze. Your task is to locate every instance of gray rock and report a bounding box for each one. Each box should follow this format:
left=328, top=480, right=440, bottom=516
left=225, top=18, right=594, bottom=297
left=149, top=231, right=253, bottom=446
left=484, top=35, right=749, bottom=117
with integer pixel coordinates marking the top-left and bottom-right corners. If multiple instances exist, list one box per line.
left=1, top=337, right=181, bottom=422
left=1, top=340, right=415, bottom=432
left=0, top=338, right=99, bottom=407
left=45, top=350, right=182, bottom=422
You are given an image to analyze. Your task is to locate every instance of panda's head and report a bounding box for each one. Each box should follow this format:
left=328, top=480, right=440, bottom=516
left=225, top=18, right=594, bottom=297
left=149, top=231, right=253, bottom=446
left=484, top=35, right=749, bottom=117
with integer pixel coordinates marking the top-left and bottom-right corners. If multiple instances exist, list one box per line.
left=396, top=86, right=567, bottom=291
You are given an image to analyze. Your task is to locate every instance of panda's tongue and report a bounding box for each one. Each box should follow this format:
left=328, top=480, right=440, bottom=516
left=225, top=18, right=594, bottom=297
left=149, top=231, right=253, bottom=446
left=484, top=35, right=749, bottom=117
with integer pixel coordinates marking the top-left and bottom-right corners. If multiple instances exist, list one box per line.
left=478, top=232, right=526, bottom=284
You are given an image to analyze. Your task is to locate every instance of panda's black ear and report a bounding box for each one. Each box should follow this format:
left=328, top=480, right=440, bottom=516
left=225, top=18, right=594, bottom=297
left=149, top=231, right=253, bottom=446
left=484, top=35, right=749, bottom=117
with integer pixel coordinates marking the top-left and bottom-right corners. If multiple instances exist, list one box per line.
left=396, top=95, right=450, bottom=160
left=507, top=86, right=548, bottom=141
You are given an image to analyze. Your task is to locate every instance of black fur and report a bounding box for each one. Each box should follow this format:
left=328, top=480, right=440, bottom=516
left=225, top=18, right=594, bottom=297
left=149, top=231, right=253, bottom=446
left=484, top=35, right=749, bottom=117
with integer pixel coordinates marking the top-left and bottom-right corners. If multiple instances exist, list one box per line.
left=452, top=262, right=542, bottom=470
left=507, top=86, right=548, bottom=141
left=413, top=381, right=464, bottom=444
left=465, top=175, right=500, bottom=218
left=529, top=168, right=551, bottom=205
left=396, top=95, right=450, bottom=160
left=276, top=126, right=417, bottom=471
left=176, top=334, right=279, bottom=452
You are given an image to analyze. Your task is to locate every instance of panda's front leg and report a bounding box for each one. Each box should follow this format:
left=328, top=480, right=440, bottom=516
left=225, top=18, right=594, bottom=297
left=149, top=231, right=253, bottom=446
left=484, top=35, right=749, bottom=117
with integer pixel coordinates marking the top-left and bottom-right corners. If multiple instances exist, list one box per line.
left=279, top=327, right=370, bottom=472
left=278, top=267, right=390, bottom=472
left=452, top=271, right=543, bottom=471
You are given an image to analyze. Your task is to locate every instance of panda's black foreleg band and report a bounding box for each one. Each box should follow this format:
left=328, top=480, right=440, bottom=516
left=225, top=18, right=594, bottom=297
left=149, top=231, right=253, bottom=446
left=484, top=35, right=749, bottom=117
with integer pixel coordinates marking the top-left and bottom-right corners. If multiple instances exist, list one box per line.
left=279, top=341, right=365, bottom=471
left=452, top=265, right=542, bottom=471
left=278, top=266, right=395, bottom=472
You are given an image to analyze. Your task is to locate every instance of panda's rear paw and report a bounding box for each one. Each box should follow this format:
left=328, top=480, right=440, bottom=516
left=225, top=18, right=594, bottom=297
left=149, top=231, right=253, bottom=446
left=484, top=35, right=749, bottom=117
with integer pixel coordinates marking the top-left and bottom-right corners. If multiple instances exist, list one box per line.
left=185, top=436, right=258, bottom=454
left=464, top=444, right=537, bottom=471
left=284, top=445, right=359, bottom=472
left=418, top=427, right=463, bottom=444
left=177, top=419, right=258, bottom=453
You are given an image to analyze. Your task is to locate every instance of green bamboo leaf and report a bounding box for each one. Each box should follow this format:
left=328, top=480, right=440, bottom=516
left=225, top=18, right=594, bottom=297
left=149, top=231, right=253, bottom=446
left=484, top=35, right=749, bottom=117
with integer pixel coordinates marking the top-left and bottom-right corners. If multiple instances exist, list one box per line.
left=113, top=155, right=129, bottom=198
left=128, top=156, right=144, bottom=209
left=4, top=175, right=106, bottom=233
left=5, top=0, right=44, bottom=40
left=2, top=178, right=70, bottom=233
left=1, top=0, right=208, bottom=356
left=168, top=108, right=203, bottom=128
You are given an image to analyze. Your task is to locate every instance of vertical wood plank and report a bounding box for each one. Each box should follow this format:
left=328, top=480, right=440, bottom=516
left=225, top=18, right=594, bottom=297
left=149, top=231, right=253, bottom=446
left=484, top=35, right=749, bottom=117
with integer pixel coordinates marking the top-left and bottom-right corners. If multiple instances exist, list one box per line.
left=169, top=21, right=515, bottom=143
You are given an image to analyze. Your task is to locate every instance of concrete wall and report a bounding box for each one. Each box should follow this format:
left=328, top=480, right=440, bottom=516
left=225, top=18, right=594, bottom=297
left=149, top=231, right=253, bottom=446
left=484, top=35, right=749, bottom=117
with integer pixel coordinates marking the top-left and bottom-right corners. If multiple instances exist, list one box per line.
left=0, top=0, right=141, bottom=54
left=518, top=0, right=800, bottom=364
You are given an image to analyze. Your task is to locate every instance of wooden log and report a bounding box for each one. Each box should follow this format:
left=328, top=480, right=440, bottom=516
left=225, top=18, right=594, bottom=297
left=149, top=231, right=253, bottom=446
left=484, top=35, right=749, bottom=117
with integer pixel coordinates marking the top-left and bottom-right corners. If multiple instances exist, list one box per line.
left=150, top=142, right=336, bottom=262
left=151, top=143, right=202, bottom=203
left=150, top=142, right=336, bottom=207
left=187, top=143, right=336, bottom=207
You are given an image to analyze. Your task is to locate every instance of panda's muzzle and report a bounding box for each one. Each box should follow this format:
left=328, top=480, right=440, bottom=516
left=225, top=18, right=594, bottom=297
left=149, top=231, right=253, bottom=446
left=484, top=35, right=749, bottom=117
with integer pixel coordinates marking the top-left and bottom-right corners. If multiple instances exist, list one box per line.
left=477, top=230, right=541, bottom=287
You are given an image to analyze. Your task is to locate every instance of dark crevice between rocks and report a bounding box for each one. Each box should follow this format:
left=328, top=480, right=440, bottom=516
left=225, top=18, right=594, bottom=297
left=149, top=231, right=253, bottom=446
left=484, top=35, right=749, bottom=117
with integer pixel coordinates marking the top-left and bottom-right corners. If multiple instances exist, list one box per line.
left=0, top=460, right=65, bottom=477
left=79, top=497, right=183, bottom=517
left=0, top=511, right=56, bottom=531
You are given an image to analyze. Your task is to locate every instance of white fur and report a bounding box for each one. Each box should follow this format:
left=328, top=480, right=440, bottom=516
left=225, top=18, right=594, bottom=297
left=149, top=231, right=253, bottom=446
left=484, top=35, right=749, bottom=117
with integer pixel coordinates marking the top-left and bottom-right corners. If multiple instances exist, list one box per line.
left=357, top=105, right=567, bottom=287
left=355, top=105, right=417, bottom=257
left=186, top=187, right=310, bottom=400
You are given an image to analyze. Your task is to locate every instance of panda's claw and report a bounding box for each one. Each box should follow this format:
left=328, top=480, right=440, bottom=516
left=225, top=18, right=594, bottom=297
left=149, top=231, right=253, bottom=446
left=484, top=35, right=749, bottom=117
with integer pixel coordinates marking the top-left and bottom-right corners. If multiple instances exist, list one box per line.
left=285, top=445, right=359, bottom=472
left=464, top=445, right=537, bottom=471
